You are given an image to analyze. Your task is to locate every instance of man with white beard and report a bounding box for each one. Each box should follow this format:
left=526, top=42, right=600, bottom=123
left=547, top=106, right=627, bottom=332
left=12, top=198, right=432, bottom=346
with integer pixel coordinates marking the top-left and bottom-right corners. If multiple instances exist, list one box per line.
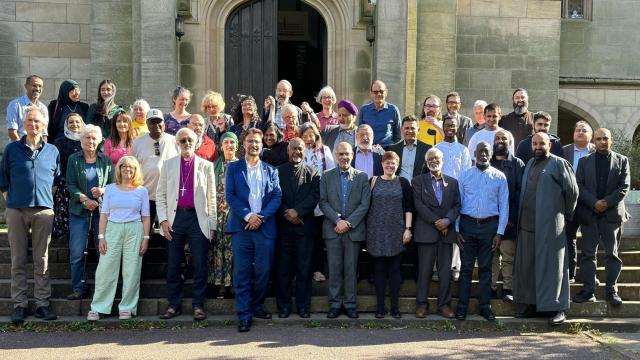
left=322, top=100, right=358, bottom=151
left=412, top=147, right=461, bottom=319
left=455, top=141, right=509, bottom=322
left=500, top=88, right=534, bottom=146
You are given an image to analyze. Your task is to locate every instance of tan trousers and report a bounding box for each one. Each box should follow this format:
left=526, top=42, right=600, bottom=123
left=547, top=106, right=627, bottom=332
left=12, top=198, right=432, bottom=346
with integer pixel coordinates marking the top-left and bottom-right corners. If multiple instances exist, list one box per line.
left=6, top=207, right=54, bottom=308
left=491, top=239, right=515, bottom=290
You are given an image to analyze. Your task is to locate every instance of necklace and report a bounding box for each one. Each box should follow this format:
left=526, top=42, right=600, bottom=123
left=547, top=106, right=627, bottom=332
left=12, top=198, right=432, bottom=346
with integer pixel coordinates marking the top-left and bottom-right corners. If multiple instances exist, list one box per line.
left=66, top=103, right=78, bottom=112
left=179, top=157, right=195, bottom=197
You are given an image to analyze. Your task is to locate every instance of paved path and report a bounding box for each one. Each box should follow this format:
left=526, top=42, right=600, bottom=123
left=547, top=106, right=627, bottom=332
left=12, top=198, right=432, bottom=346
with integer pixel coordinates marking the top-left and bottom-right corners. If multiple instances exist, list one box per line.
left=0, top=324, right=629, bottom=359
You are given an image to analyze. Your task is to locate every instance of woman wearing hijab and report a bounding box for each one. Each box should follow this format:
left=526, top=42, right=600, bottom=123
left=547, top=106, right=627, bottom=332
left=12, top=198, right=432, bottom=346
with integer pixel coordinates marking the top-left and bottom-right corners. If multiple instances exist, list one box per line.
left=52, top=112, right=85, bottom=240
left=47, top=79, right=89, bottom=143
left=209, top=131, right=238, bottom=299
left=87, top=80, right=118, bottom=139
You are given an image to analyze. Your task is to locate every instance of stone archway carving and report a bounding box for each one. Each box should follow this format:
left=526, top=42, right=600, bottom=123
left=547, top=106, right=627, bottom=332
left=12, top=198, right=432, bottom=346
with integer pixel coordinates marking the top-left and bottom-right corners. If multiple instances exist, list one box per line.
left=202, top=0, right=351, bottom=100
left=558, top=91, right=601, bottom=130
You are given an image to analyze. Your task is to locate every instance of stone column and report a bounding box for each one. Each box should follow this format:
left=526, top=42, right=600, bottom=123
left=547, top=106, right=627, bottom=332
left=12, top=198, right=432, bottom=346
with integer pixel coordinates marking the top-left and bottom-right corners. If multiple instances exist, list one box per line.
left=91, top=0, right=134, bottom=105
left=414, top=0, right=457, bottom=114
left=140, top=0, right=178, bottom=111
left=373, top=0, right=411, bottom=115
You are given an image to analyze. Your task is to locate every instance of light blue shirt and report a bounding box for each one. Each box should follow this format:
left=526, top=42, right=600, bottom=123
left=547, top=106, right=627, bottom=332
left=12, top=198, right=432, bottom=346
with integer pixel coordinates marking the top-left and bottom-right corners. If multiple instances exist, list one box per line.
left=435, top=140, right=471, bottom=180
left=572, top=145, right=591, bottom=173
left=244, top=159, right=265, bottom=221
left=354, top=148, right=373, bottom=178
left=400, top=142, right=417, bottom=180
left=6, top=95, right=49, bottom=138
left=457, top=166, right=509, bottom=235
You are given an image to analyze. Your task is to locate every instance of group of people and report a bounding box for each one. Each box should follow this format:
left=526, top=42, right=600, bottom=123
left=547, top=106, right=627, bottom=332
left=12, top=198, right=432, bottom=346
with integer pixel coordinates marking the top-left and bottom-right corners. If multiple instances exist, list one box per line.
left=1, top=75, right=630, bottom=333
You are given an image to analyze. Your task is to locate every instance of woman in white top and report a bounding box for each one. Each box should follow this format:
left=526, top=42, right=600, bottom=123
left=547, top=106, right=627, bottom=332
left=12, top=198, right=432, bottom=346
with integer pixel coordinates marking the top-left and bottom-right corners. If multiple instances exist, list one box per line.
left=299, top=122, right=335, bottom=282
left=87, top=156, right=150, bottom=321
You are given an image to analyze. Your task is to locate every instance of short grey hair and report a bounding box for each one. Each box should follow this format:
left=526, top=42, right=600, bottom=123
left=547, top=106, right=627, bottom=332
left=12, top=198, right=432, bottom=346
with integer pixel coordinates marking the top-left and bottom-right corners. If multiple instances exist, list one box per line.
left=473, top=100, right=488, bottom=109
left=425, top=147, right=443, bottom=162
left=176, top=127, right=197, bottom=141
left=22, top=105, right=47, bottom=126
left=281, top=103, right=298, bottom=117
left=315, top=86, right=336, bottom=104
left=356, top=124, right=373, bottom=134
left=81, top=124, right=103, bottom=143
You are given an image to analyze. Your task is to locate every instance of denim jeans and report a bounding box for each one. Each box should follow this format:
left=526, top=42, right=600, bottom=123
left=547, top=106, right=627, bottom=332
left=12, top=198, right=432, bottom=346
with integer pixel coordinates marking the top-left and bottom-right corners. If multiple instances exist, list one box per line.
left=68, top=212, right=100, bottom=291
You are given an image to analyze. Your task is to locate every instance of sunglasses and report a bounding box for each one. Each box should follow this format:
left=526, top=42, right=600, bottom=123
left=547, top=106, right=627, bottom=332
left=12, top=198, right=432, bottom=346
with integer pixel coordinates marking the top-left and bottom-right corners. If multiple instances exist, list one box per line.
left=371, top=90, right=385, bottom=95
left=179, top=138, right=195, bottom=144
left=153, top=142, right=160, bottom=156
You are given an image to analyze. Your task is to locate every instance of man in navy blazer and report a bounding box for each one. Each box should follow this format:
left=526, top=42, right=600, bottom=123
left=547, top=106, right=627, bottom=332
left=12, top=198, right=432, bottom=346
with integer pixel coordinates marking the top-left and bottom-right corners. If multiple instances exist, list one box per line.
left=225, top=128, right=282, bottom=332
left=351, top=124, right=383, bottom=178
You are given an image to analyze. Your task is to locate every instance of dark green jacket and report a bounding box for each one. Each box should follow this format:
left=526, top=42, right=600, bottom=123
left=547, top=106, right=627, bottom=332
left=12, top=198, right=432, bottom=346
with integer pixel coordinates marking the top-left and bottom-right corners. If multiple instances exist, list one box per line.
left=66, top=151, right=114, bottom=217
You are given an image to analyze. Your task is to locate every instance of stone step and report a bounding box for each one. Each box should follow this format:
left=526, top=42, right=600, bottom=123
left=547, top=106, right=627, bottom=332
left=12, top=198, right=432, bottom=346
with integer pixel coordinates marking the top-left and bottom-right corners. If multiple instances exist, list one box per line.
left=2, top=262, right=639, bottom=283
left=0, top=295, right=637, bottom=318
left=1, top=278, right=639, bottom=301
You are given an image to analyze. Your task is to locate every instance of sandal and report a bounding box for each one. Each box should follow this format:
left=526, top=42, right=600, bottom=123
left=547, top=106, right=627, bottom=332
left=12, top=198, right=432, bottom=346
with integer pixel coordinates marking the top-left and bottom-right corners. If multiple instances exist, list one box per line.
left=193, top=306, right=207, bottom=321
left=159, top=307, right=181, bottom=320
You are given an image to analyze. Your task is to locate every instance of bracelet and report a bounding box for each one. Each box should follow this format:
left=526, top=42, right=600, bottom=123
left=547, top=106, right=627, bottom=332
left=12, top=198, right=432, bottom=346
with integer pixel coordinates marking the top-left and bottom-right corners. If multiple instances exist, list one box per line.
left=405, top=227, right=412, bottom=231
left=143, top=235, right=150, bottom=239
left=98, top=234, right=104, bottom=239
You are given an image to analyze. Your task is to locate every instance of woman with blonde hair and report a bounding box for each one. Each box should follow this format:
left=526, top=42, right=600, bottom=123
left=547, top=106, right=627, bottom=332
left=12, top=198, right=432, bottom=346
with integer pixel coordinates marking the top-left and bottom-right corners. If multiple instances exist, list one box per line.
left=201, top=91, right=233, bottom=143
left=301, top=85, right=338, bottom=131
left=87, top=156, right=150, bottom=321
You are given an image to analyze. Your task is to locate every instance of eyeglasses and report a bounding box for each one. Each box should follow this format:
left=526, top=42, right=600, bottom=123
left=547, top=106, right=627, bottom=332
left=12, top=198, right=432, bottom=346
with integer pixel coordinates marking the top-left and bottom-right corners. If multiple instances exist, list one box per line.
left=153, top=142, right=160, bottom=156
left=371, top=90, right=386, bottom=95
left=424, top=104, right=439, bottom=108
left=179, top=138, right=195, bottom=144
left=446, top=101, right=460, bottom=105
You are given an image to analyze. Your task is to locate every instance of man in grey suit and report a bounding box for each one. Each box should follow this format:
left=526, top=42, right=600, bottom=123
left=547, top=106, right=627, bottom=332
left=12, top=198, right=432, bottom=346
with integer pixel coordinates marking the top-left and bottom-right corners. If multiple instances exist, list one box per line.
left=573, top=128, right=630, bottom=306
left=562, top=120, right=595, bottom=283
left=319, top=141, right=371, bottom=319
left=412, top=147, right=460, bottom=319
left=389, top=115, right=431, bottom=180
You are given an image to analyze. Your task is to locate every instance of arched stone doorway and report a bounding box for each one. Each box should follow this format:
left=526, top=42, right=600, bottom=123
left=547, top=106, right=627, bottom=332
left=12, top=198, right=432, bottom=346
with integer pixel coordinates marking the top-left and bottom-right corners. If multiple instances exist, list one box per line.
left=224, top=0, right=327, bottom=108
left=204, top=0, right=350, bottom=110
left=557, top=99, right=600, bottom=145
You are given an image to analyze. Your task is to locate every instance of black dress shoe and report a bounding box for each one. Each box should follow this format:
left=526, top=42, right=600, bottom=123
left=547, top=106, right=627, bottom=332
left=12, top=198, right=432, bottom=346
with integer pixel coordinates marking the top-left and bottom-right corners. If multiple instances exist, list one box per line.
left=253, top=309, right=272, bottom=319
left=35, top=306, right=57, bottom=321
left=455, top=308, right=467, bottom=321
left=502, top=289, right=514, bottom=302
left=298, top=310, right=311, bottom=318
left=549, top=311, right=566, bottom=325
left=238, top=320, right=251, bottom=332
left=479, top=308, right=495, bottom=321
left=278, top=308, right=291, bottom=318
left=572, top=291, right=596, bottom=303
left=515, top=304, right=537, bottom=319
left=607, top=292, right=623, bottom=306
left=327, top=308, right=342, bottom=318
left=11, top=307, right=27, bottom=324
left=345, top=308, right=359, bottom=319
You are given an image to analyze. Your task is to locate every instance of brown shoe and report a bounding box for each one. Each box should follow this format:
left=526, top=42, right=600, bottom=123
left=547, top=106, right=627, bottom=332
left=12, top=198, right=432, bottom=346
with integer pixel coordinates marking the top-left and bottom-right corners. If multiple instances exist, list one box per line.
left=415, top=305, right=427, bottom=318
left=159, top=307, right=181, bottom=320
left=193, top=306, right=207, bottom=321
left=438, top=306, right=455, bottom=319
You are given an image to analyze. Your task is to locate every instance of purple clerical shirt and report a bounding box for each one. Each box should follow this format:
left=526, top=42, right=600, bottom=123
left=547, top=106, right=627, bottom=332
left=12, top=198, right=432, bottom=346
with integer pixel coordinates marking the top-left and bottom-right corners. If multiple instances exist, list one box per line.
left=177, top=156, right=195, bottom=209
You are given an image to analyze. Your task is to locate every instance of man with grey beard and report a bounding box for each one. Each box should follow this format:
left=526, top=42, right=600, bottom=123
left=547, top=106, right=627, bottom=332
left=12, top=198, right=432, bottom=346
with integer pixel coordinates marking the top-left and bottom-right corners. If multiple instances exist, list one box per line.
left=500, top=88, right=534, bottom=145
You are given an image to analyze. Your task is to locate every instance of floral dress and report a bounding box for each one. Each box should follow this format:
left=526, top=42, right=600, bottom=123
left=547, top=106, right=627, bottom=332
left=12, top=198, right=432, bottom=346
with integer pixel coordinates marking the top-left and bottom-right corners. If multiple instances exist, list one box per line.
left=208, top=157, right=236, bottom=286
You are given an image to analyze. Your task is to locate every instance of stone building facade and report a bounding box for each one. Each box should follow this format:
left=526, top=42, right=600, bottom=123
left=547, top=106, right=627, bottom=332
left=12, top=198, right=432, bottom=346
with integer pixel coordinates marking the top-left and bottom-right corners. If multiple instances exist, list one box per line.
left=0, top=0, right=638, bottom=147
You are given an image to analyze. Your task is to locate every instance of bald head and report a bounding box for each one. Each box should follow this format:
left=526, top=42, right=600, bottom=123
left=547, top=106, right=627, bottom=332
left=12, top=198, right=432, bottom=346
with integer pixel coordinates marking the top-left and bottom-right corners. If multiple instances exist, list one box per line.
left=594, top=128, right=613, bottom=154
left=287, top=137, right=304, bottom=164
left=475, top=141, right=492, bottom=168
left=335, top=141, right=354, bottom=171
left=532, top=132, right=551, bottom=159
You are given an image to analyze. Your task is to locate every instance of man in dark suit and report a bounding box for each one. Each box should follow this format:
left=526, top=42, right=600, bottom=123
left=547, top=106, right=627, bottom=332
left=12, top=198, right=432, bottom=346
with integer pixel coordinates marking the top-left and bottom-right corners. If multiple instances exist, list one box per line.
left=319, top=141, right=371, bottom=319
left=225, top=128, right=282, bottom=332
left=412, top=147, right=460, bottom=319
left=322, top=99, right=358, bottom=151
left=275, top=137, right=320, bottom=318
left=562, top=120, right=595, bottom=283
left=573, top=128, right=630, bottom=306
left=389, top=115, right=430, bottom=180
left=351, top=124, right=383, bottom=178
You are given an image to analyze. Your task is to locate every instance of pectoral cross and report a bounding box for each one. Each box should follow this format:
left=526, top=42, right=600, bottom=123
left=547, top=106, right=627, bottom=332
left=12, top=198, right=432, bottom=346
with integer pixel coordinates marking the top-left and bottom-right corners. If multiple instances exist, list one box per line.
left=180, top=185, right=187, bottom=197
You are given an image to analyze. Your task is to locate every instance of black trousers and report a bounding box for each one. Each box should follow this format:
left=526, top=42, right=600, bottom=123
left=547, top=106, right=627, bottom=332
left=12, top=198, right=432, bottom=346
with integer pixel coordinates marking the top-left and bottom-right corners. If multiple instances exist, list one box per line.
left=565, top=217, right=579, bottom=279
left=312, top=215, right=326, bottom=273
left=276, top=231, right=314, bottom=312
left=372, top=254, right=403, bottom=313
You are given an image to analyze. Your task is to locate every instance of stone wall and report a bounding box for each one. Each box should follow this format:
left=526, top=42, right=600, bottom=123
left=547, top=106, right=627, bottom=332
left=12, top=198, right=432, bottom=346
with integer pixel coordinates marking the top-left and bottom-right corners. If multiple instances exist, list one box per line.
left=455, top=0, right=562, bottom=128
left=0, top=0, right=91, bottom=148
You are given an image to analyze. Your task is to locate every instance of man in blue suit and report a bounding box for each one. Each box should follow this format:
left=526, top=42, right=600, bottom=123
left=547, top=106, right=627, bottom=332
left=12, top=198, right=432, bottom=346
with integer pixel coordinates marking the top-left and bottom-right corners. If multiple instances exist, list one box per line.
left=225, top=128, right=282, bottom=332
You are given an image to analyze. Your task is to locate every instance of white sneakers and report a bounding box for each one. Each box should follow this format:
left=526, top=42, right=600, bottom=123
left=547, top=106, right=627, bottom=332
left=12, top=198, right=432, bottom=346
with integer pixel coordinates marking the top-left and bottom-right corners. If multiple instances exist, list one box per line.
left=87, top=310, right=133, bottom=320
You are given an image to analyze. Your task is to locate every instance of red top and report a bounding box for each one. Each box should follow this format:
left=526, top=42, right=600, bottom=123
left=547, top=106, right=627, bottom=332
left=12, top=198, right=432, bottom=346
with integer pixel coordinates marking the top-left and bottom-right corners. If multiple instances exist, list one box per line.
left=194, top=135, right=218, bottom=162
